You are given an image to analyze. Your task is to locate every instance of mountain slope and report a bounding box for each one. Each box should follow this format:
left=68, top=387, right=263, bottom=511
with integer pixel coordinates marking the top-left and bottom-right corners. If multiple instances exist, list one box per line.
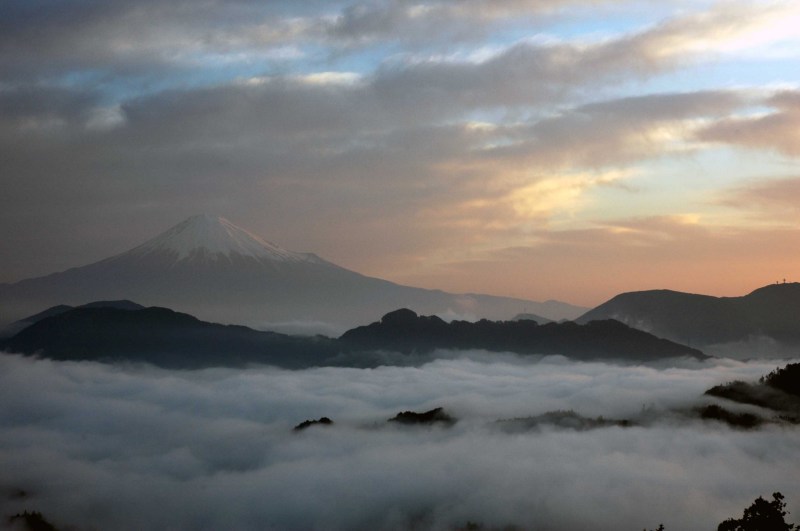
left=340, top=308, right=705, bottom=361
left=0, top=215, right=586, bottom=331
left=1, top=304, right=704, bottom=368
left=126, top=214, right=313, bottom=263
left=1, top=305, right=337, bottom=368
left=0, top=300, right=144, bottom=337
left=576, top=283, right=800, bottom=347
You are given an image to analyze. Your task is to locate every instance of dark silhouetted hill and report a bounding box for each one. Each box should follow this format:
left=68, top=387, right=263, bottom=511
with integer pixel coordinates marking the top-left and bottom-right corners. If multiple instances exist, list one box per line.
left=388, top=407, right=456, bottom=426
left=576, top=283, right=800, bottom=347
left=0, top=300, right=144, bottom=338
left=340, top=309, right=706, bottom=361
left=511, top=312, right=552, bottom=324
left=2, top=303, right=706, bottom=368
left=1, top=306, right=337, bottom=369
left=761, top=363, right=800, bottom=397
left=718, top=492, right=798, bottom=531
left=7, top=510, right=60, bottom=531
left=704, top=363, right=800, bottom=423
left=696, top=404, right=764, bottom=429
left=496, top=410, right=632, bottom=432
left=293, top=417, right=334, bottom=431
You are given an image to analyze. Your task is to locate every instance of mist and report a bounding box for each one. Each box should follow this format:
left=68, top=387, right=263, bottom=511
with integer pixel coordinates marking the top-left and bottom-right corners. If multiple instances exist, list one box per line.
left=1, top=352, right=798, bottom=530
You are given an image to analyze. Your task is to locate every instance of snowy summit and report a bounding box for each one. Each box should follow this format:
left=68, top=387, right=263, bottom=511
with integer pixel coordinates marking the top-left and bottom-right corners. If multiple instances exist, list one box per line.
left=128, top=214, right=314, bottom=263
left=0, top=213, right=585, bottom=332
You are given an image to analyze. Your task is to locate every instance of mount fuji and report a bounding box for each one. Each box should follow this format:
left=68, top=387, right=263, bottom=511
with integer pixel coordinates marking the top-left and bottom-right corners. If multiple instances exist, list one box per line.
left=0, top=215, right=585, bottom=333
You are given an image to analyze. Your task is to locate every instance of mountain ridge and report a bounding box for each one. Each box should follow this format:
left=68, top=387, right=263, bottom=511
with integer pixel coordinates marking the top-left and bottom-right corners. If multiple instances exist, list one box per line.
left=1, top=305, right=336, bottom=368
left=0, top=303, right=705, bottom=368
left=0, top=215, right=586, bottom=331
left=339, top=308, right=705, bottom=361
left=0, top=300, right=145, bottom=338
left=577, top=282, right=800, bottom=348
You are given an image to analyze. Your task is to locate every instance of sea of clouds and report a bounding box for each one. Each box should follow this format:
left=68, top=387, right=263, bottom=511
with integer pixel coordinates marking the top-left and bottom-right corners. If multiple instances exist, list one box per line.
left=1, top=352, right=799, bottom=530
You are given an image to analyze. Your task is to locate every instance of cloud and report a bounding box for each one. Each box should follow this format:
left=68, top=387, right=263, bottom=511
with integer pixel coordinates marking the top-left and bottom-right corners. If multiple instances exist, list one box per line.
left=322, top=0, right=606, bottom=45
left=476, top=90, right=744, bottom=172
left=396, top=215, right=800, bottom=306
left=4, top=1, right=789, bottom=99
left=0, top=1, right=316, bottom=81
left=1, top=0, right=799, bottom=301
left=0, top=0, right=667, bottom=81
left=0, top=82, right=760, bottom=288
left=1, top=352, right=799, bottom=530
left=0, top=85, right=100, bottom=133
left=697, top=90, right=800, bottom=158
left=719, top=176, right=800, bottom=222
left=7, top=0, right=793, bottom=83
left=624, top=0, right=800, bottom=59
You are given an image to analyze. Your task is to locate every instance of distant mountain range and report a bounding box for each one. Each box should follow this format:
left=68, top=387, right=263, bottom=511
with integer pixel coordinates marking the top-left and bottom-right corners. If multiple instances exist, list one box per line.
left=0, top=303, right=704, bottom=368
left=577, top=283, right=800, bottom=347
left=340, top=308, right=704, bottom=361
left=8, top=215, right=798, bottom=352
left=0, top=215, right=585, bottom=333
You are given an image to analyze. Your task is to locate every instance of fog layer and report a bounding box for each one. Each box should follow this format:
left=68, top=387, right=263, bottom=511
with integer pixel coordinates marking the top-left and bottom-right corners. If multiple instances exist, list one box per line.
left=1, top=352, right=798, bottom=530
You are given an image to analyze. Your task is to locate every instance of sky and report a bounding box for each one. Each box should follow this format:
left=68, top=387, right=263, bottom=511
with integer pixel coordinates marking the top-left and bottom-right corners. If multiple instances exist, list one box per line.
left=2, top=351, right=799, bottom=530
left=2, top=0, right=800, bottom=307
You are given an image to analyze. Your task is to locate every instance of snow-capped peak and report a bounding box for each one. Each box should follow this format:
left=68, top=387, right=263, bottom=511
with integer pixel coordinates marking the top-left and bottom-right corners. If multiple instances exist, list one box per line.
left=128, top=214, right=314, bottom=262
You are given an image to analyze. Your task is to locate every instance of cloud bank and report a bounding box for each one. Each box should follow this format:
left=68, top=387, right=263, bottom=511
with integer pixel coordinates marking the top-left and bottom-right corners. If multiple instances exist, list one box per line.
left=1, top=353, right=798, bottom=530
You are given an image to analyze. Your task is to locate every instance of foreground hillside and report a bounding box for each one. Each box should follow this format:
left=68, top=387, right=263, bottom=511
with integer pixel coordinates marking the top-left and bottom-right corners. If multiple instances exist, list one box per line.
left=1, top=304, right=704, bottom=368
left=577, top=283, right=800, bottom=348
left=1, top=305, right=336, bottom=369
left=705, top=362, right=800, bottom=424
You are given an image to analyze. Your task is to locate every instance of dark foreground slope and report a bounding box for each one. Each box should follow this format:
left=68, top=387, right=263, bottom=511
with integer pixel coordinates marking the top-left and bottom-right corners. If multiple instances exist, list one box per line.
left=705, top=362, right=800, bottom=422
left=2, top=305, right=705, bottom=368
left=577, top=283, right=800, bottom=347
left=1, top=306, right=337, bottom=369
left=0, top=300, right=144, bottom=338
left=340, top=308, right=706, bottom=361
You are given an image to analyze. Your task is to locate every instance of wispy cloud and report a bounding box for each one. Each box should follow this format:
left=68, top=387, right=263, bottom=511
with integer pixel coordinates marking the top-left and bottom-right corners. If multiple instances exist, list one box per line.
left=719, top=176, right=800, bottom=221
left=697, top=90, right=800, bottom=158
left=1, top=0, right=800, bottom=303
left=395, top=214, right=800, bottom=303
